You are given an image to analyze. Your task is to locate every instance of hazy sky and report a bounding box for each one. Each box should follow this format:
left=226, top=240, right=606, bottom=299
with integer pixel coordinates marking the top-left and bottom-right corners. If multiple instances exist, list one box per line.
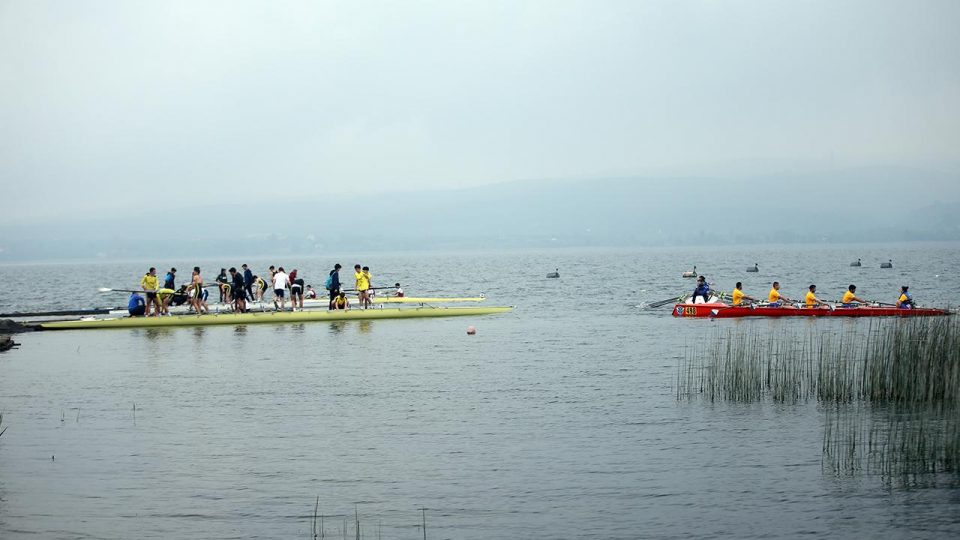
left=1, top=0, right=958, bottom=223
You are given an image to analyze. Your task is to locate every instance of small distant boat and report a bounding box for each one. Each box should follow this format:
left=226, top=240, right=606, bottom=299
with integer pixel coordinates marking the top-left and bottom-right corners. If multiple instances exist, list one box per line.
left=850, top=259, right=862, bottom=267
left=682, top=266, right=697, bottom=278
left=546, top=268, right=560, bottom=278
left=746, top=263, right=758, bottom=272
left=881, top=259, right=893, bottom=269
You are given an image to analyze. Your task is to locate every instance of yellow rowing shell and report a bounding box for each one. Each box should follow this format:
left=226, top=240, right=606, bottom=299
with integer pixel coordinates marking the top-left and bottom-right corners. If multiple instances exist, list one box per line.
left=38, top=306, right=513, bottom=330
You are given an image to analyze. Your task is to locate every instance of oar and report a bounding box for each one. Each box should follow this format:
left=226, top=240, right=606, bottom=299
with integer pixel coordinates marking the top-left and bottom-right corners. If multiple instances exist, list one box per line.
left=645, top=295, right=685, bottom=309
left=341, top=286, right=398, bottom=292
left=98, top=288, right=145, bottom=294
left=0, top=307, right=116, bottom=318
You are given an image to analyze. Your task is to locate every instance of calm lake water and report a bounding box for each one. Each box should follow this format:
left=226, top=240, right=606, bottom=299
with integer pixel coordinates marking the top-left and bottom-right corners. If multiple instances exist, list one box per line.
left=1, top=244, right=958, bottom=539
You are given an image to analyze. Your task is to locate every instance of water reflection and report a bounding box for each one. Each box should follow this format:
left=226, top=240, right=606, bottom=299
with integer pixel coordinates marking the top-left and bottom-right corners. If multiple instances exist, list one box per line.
left=358, top=321, right=373, bottom=334
left=329, top=321, right=347, bottom=335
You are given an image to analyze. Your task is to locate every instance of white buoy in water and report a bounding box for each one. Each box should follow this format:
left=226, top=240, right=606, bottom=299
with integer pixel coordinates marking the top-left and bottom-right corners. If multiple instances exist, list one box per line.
left=682, top=265, right=697, bottom=278
left=466, top=326, right=477, bottom=335
left=546, top=268, right=559, bottom=278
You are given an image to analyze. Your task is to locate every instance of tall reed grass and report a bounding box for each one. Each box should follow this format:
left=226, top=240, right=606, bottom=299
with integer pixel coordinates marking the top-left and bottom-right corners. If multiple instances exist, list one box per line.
left=677, top=316, right=960, bottom=405
left=677, top=316, right=960, bottom=481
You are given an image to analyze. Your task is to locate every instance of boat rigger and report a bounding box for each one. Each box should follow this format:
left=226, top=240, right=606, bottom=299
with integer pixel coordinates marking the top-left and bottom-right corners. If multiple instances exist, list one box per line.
left=36, top=306, right=513, bottom=330
left=672, top=302, right=949, bottom=319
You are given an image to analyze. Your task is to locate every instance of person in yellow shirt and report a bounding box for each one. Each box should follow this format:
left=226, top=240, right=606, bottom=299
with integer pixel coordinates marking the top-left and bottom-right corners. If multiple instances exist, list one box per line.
left=362, top=266, right=373, bottom=309
left=355, top=264, right=372, bottom=309
left=140, top=267, right=161, bottom=317
left=841, top=284, right=868, bottom=307
left=332, top=291, right=350, bottom=310
left=896, top=286, right=914, bottom=309
left=767, top=281, right=792, bottom=306
left=732, top=282, right=756, bottom=306
left=804, top=284, right=828, bottom=308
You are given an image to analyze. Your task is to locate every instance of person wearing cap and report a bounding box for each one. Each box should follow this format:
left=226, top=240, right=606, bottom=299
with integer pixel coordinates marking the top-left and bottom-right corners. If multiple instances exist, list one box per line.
left=394, top=283, right=404, bottom=297
left=804, top=285, right=829, bottom=308
left=731, top=282, right=755, bottom=306
left=768, top=282, right=792, bottom=306
left=691, top=275, right=711, bottom=304
left=896, top=286, right=914, bottom=309
left=305, top=285, right=317, bottom=299
left=841, top=284, right=868, bottom=307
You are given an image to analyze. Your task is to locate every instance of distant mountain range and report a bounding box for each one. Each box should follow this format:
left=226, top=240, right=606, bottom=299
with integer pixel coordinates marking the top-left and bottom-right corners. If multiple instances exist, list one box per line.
left=2, top=167, right=958, bottom=261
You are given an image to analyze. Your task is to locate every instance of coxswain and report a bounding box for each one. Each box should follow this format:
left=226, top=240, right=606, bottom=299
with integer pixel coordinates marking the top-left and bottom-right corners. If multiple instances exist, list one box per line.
left=332, top=290, right=350, bottom=310
left=768, top=282, right=793, bottom=306
left=691, top=275, right=711, bottom=304
left=804, top=285, right=829, bottom=308
left=140, top=267, right=161, bottom=317
left=128, top=292, right=146, bottom=317
left=731, top=282, right=755, bottom=306
left=841, top=284, right=868, bottom=307
left=305, top=285, right=317, bottom=299
left=395, top=283, right=404, bottom=297
left=896, top=286, right=914, bottom=309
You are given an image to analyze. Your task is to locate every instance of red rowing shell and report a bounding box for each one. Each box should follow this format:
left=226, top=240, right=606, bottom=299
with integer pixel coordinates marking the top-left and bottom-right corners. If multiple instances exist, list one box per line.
left=672, top=303, right=949, bottom=318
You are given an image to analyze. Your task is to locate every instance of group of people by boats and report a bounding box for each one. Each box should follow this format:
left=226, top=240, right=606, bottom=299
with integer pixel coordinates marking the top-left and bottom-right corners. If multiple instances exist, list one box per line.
left=131, top=263, right=404, bottom=317
left=690, top=274, right=916, bottom=309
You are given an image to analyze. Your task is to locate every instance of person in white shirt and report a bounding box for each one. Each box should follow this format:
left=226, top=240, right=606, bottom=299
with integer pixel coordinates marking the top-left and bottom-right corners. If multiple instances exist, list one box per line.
left=272, top=267, right=290, bottom=311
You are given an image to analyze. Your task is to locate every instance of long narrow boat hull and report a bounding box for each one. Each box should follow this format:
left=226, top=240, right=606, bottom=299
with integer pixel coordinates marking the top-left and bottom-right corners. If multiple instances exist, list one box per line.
left=673, top=303, right=949, bottom=318
left=38, top=306, right=512, bottom=330
left=105, top=296, right=486, bottom=317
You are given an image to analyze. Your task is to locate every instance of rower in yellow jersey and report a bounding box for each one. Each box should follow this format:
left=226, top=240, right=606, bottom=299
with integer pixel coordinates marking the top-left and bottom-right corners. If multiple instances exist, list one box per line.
left=731, top=282, right=756, bottom=306
left=804, top=284, right=829, bottom=308
left=841, top=284, right=868, bottom=307
left=767, top=281, right=793, bottom=306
